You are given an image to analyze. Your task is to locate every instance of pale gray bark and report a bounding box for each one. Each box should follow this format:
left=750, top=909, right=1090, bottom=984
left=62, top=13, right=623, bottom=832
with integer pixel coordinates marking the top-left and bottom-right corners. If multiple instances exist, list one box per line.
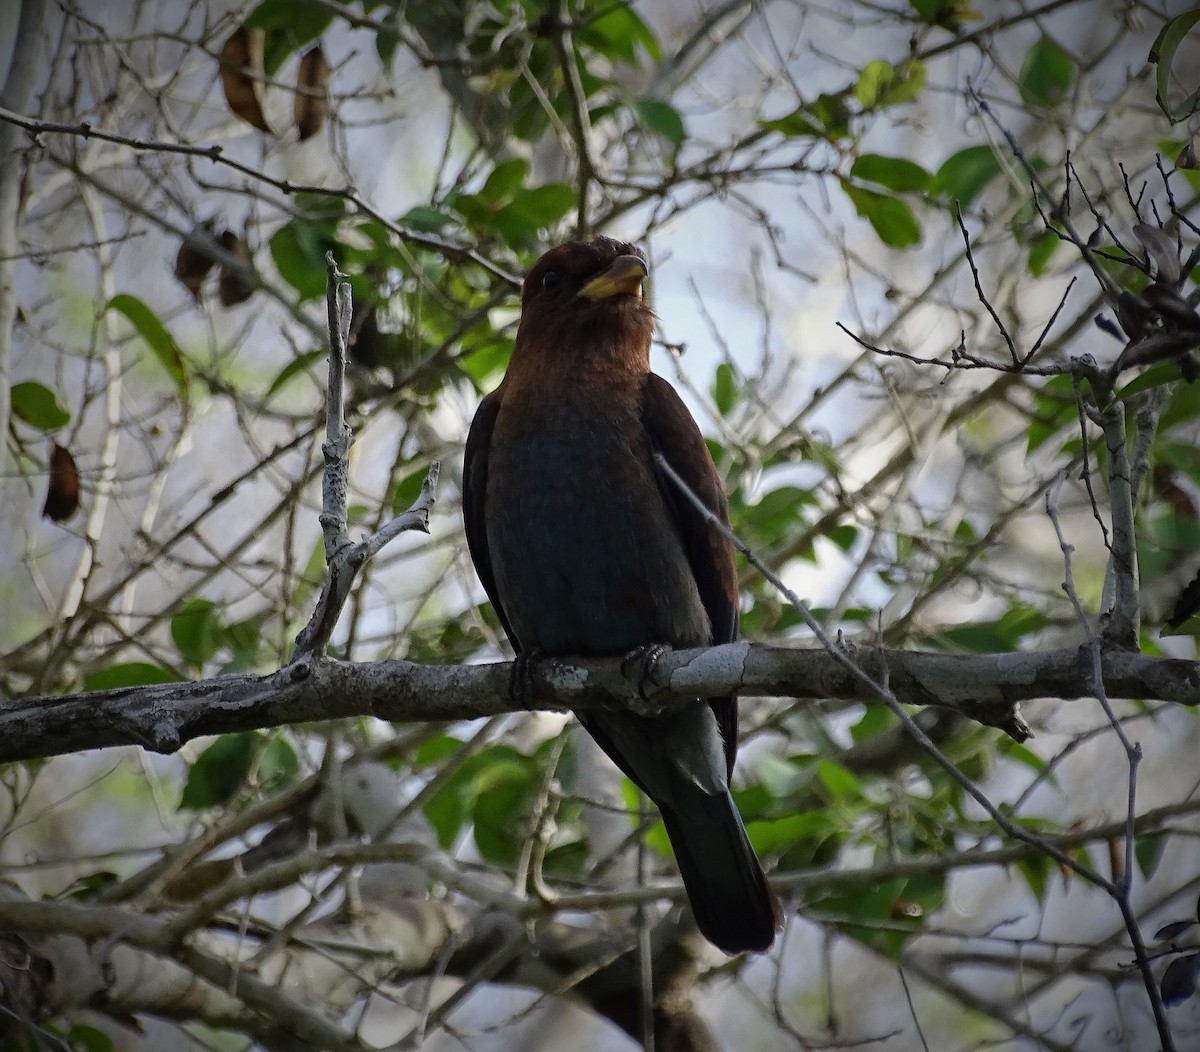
left=2, top=641, right=1196, bottom=764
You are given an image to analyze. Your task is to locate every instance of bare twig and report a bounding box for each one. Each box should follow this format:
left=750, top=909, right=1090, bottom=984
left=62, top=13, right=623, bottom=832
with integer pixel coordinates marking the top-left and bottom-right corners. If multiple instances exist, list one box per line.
left=292, top=255, right=440, bottom=658
left=551, top=0, right=595, bottom=240
left=969, top=87, right=1122, bottom=303
left=0, top=0, right=51, bottom=480
left=1096, top=399, right=1141, bottom=648
left=652, top=452, right=1118, bottom=887
left=0, top=107, right=522, bottom=288
left=1044, top=481, right=1173, bottom=1051
left=955, top=204, right=1019, bottom=366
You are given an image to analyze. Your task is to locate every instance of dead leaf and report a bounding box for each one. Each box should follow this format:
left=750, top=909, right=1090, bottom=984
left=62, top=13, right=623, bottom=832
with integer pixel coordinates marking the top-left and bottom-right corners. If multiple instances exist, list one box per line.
left=220, top=27, right=271, bottom=133
left=1108, top=836, right=1125, bottom=885
left=173, top=218, right=218, bottom=300
left=42, top=442, right=80, bottom=522
left=1176, top=138, right=1198, bottom=171
left=294, top=45, right=329, bottom=142
left=216, top=229, right=254, bottom=306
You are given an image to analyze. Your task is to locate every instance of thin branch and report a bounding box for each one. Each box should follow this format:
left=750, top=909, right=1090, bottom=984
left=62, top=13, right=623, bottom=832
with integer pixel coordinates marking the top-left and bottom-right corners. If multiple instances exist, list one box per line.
left=1096, top=399, right=1141, bottom=648
left=0, top=107, right=521, bottom=288
left=955, top=204, right=1020, bottom=365
left=653, top=452, right=1156, bottom=892
left=551, top=0, right=595, bottom=240
left=1045, top=481, right=1174, bottom=1051
left=969, top=87, right=1121, bottom=302
left=292, top=255, right=440, bottom=658
left=0, top=0, right=51, bottom=480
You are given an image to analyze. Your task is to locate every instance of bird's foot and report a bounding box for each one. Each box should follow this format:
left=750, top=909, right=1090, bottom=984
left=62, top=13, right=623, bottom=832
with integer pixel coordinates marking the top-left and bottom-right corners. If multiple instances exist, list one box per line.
left=621, top=643, right=670, bottom=702
left=509, top=649, right=543, bottom=709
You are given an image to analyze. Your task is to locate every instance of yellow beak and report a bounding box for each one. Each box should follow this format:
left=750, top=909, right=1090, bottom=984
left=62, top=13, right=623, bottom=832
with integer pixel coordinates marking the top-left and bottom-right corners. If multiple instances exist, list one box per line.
left=577, top=254, right=647, bottom=301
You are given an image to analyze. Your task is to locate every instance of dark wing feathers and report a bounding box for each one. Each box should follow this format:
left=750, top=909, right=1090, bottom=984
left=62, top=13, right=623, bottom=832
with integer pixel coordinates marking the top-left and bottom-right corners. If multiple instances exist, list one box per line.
left=640, top=372, right=740, bottom=777
left=466, top=375, right=741, bottom=779
left=462, top=388, right=518, bottom=646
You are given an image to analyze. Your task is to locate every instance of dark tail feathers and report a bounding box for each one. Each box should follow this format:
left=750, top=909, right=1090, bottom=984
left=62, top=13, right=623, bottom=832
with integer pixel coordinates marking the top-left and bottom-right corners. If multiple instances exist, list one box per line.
left=660, top=791, right=782, bottom=954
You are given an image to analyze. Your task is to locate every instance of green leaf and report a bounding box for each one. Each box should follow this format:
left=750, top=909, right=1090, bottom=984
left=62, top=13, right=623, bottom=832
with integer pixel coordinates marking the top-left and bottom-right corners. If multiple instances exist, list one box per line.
left=816, top=759, right=863, bottom=801
left=63, top=871, right=119, bottom=901
left=583, top=5, right=662, bottom=64
left=291, top=532, right=328, bottom=610
left=855, top=59, right=926, bottom=109
left=10, top=381, right=70, bottom=430
left=909, top=0, right=981, bottom=31
left=67, top=1024, right=116, bottom=1052
left=258, top=735, right=299, bottom=791
left=479, top=158, right=529, bottom=206
left=401, top=205, right=456, bottom=233
left=83, top=661, right=179, bottom=691
left=461, top=338, right=512, bottom=387
left=997, top=739, right=1053, bottom=782
left=818, top=877, right=924, bottom=954
left=1159, top=370, right=1200, bottom=430
left=507, top=183, right=576, bottom=226
left=220, top=614, right=266, bottom=672
left=106, top=293, right=187, bottom=398
left=1019, top=36, right=1075, bottom=109
left=472, top=760, right=538, bottom=866
left=390, top=461, right=431, bottom=514
left=842, top=183, right=922, bottom=248
left=1025, top=373, right=1075, bottom=452
left=269, top=218, right=339, bottom=301
left=421, top=743, right=522, bottom=848
left=414, top=734, right=465, bottom=766
left=735, top=485, right=815, bottom=550
left=1135, top=834, right=1166, bottom=879
left=848, top=705, right=896, bottom=743
left=635, top=98, right=685, bottom=147
left=850, top=153, right=931, bottom=193
left=759, top=92, right=850, bottom=142
left=855, top=60, right=891, bottom=107
left=1027, top=229, right=1059, bottom=276
left=759, top=110, right=824, bottom=139
left=543, top=836, right=588, bottom=877
left=712, top=362, right=736, bottom=416
left=755, top=753, right=814, bottom=798
left=827, top=524, right=858, bottom=551
left=264, top=349, right=325, bottom=404
left=934, top=145, right=1001, bottom=206
left=245, top=0, right=334, bottom=76
left=746, top=811, right=835, bottom=856
left=1016, top=853, right=1053, bottom=903
left=1150, top=8, right=1200, bottom=122
left=171, top=598, right=223, bottom=668
left=180, top=732, right=259, bottom=808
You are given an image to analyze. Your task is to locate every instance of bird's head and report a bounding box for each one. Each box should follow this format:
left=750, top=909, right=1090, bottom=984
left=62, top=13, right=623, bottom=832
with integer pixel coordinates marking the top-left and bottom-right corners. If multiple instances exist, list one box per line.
left=513, top=237, right=655, bottom=372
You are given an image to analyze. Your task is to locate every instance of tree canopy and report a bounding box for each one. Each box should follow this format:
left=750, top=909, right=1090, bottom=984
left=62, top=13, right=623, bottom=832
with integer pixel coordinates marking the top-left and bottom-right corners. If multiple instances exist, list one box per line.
left=1, top=1, right=1199, bottom=1050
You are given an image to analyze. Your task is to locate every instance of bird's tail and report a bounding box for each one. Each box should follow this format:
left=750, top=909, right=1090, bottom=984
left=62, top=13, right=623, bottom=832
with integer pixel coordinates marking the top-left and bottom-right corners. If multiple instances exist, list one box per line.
left=659, top=792, right=782, bottom=954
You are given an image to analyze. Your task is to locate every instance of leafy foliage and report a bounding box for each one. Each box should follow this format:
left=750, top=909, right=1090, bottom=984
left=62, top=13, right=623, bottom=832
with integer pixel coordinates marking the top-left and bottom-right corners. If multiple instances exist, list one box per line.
left=3, top=2, right=1200, bottom=1051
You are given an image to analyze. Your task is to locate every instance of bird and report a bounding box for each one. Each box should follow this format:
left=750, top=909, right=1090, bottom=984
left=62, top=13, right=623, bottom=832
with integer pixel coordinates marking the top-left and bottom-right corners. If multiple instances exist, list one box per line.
left=462, top=236, right=782, bottom=953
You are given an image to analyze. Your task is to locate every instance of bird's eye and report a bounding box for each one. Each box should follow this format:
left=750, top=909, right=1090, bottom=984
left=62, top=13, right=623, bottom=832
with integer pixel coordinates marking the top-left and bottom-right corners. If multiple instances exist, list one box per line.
left=541, top=269, right=563, bottom=292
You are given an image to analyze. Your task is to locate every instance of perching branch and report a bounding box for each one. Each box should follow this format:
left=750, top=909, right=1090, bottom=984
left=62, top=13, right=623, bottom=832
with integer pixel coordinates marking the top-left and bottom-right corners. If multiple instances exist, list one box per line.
left=2, top=640, right=1197, bottom=766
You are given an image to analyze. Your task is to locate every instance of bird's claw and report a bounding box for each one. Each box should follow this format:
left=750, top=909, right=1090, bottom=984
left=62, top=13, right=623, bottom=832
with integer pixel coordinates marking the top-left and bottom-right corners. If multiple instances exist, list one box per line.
left=509, top=650, right=543, bottom=709
left=621, top=643, right=670, bottom=702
